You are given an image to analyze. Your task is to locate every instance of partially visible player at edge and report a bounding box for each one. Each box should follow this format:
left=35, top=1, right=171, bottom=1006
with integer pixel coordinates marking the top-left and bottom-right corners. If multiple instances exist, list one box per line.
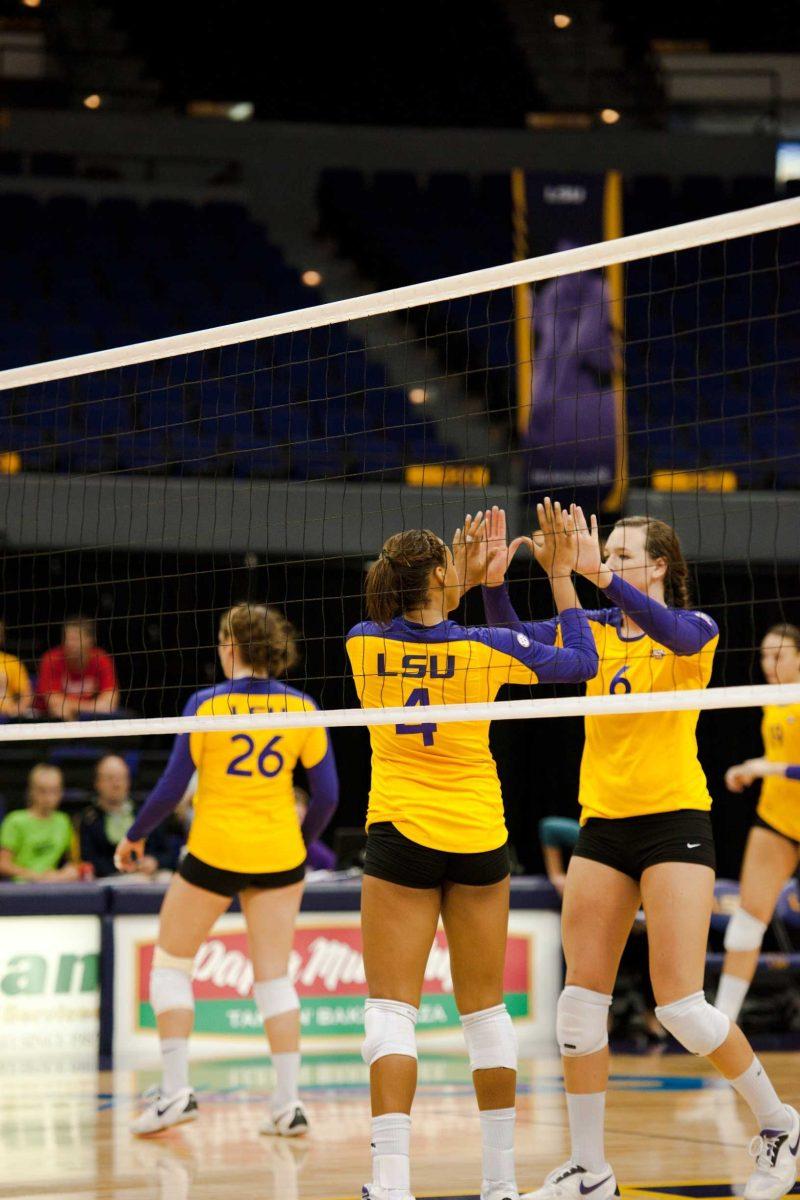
left=716, top=624, right=800, bottom=1023
left=475, top=503, right=798, bottom=1200
left=347, top=504, right=599, bottom=1200
left=114, top=604, right=338, bottom=1137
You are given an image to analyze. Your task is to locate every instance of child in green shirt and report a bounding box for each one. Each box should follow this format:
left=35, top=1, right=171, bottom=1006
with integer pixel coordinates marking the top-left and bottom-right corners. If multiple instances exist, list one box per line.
left=0, top=763, right=77, bottom=882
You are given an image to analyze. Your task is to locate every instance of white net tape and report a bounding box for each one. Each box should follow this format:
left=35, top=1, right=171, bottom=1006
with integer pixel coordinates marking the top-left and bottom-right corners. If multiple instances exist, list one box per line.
left=3, top=683, right=800, bottom=742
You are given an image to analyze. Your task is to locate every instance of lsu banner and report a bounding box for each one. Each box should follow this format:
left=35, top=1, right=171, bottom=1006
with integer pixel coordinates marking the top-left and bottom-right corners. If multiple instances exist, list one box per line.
left=513, top=170, right=625, bottom=512
left=114, top=910, right=561, bottom=1061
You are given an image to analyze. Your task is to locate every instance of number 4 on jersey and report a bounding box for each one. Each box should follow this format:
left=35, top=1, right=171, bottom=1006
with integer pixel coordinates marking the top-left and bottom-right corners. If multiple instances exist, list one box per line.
left=396, top=687, right=437, bottom=746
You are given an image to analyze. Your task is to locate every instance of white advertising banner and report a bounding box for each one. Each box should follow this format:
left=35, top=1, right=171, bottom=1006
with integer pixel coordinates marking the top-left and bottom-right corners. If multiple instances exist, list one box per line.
left=113, top=908, right=561, bottom=1063
left=0, top=914, right=100, bottom=1068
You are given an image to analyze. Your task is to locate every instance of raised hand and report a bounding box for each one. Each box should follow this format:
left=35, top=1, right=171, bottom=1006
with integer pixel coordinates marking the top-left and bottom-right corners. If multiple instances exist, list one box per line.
left=484, top=505, right=529, bottom=586
left=452, top=511, right=487, bottom=594
left=530, top=497, right=577, bottom=579
left=570, top=504, right=611, bottom=587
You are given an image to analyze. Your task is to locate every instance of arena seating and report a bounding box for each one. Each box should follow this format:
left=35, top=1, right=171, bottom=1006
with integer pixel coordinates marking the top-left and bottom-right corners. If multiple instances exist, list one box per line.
left=318, top=169, right=800, bottom=488
left=0, top=194, right=453, bottom=480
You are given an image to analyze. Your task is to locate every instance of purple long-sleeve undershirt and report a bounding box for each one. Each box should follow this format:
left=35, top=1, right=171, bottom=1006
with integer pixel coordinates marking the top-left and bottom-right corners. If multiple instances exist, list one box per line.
left=787, top=765, right=800, bottom=782
left=306, top=839, right=337, bottom=870
left=482, top=578, right=718, bottom=658
left=600, top=573, right=718, bottom=655
left=301, top=744, right=339, bottom=844
left=127, top=733, right=193, bottom=842
left=481, top=584, right=557, bottom=642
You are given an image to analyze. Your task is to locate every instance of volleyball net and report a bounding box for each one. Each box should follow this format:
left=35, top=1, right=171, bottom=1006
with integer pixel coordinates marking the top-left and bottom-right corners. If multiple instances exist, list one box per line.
left=0, top=197, right=798, bottom=739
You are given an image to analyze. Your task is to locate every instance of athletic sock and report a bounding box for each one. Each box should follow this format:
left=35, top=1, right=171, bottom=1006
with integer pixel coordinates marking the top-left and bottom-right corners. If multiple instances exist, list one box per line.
left=730, top=1057, right=791, bottom=1131
left=372, top=1112, right=411, bottom=1191
left=272, top=1051, right=301, bottom=1110
left=715, top=974, right=749, bottom=1023
left=479, top=1106, right=517, bottom=1188
left=566, top=1091, right=607, bottom=1172
left=161, top=1038, right=189, bottom=1096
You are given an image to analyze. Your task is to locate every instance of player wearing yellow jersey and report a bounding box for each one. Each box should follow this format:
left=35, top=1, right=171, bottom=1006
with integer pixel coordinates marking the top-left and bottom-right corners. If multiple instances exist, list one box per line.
left=716, top=624, right=800, bottom=1024
left=348, top=505, right=599, bottom=1200
left=115, top=604, right=338, bottom=1137
left=478, top=504, right=798, bottom=1200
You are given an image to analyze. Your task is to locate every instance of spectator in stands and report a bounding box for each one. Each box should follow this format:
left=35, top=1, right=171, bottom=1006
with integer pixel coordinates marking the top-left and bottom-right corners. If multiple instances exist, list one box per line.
left=0, top=764, right=77, bottom=882
left=38, top=616, right=119, bottom=720
left=78, top=754, right=172, bottom=879
left=0, top=618, right=33, bottom=719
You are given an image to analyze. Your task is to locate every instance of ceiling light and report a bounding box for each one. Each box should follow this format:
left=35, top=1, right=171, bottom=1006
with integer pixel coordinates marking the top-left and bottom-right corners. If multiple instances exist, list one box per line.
left=408, top=388, right=427, bottom=406
left=228, top=102, right=254, bottom=121
left=553, top=13, right=572, bottom=28
left=301, top=270, right=322, bottom=287
left=83, top=93, right=102, bottom=110
left=600, top=108, right=620, bottom=124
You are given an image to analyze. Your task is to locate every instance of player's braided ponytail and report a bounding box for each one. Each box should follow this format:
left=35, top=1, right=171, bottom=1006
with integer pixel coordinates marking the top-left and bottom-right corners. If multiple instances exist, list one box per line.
left=365, top=529, right=447, bottom=625
left=220, top=603, right=299, bottom=677
left=614, top=516, right=691, bottom=609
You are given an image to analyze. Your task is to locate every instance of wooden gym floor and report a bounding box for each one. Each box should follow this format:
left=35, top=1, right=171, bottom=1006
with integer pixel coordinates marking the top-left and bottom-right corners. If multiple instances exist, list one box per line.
left=1, top=1048, right=799, bottom=1200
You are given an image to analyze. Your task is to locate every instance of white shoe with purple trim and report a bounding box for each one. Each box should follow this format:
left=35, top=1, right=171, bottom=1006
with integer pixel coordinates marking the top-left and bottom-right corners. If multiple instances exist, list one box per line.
left=521, top=1160, right=619, bottom=1200
left=744, top=1105, right=800, bottom=1200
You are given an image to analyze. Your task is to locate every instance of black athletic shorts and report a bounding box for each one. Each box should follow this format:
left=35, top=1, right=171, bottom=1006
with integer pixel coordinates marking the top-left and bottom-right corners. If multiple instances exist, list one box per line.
left=572, top=809, right=716, bottom=881
left=179, top=852, right=306, bottom=897
left=753, top=813, right=800, bottom=849
left=363, top=821, right=510, bottom=889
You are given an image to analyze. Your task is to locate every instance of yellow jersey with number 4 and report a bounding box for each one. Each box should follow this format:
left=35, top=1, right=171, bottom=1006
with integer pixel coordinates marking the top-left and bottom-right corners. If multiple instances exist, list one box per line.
left=347, top=611, right=598, bottom=853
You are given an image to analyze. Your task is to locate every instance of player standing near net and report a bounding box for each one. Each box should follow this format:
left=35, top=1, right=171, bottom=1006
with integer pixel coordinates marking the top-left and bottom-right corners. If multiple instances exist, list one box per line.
left=114, top=603, right=338, bottom=1137
left=715, top=624, right=800, bottom=1023
left=347, top=506, right=599, bottom=1200
left=477, top=503, right=799, bottom=1200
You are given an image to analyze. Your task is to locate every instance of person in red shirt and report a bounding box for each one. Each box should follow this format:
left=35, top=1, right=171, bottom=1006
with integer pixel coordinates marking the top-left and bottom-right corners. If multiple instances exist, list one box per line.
left=37, top=616, right=119, bottom=719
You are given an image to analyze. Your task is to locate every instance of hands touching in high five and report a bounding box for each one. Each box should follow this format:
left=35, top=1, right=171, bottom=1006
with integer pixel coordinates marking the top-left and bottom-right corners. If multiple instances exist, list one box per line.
left=454, top=499, right=606, bottom=598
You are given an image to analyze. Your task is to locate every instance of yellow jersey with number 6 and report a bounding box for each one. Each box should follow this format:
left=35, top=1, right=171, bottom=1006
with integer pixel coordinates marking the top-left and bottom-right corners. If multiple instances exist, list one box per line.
left=553, top=607, right=719, bottom=822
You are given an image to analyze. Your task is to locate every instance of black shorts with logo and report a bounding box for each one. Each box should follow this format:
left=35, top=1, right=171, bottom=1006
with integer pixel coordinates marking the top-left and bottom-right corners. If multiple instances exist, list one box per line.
left=364, top=821, right=511, bottom=889
left=179, top=852, right=306, bottom=898
left=572, top=809, right=716, bottom=882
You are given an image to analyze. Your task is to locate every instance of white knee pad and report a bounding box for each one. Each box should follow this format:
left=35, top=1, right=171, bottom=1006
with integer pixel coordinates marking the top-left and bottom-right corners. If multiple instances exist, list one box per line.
left=253, top=976, right=300, bottom=1022
left=150, top=948, right=195, bottom=1015
left=460, top=1003, right=518, bottom=1072
left=724, top=908, right=768, bottom=952
left=655, top=990, right=730, bottom=1056
left=362, top=998, right=418, bottom=1067
left=556, top=985, right=612, bottom=1057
